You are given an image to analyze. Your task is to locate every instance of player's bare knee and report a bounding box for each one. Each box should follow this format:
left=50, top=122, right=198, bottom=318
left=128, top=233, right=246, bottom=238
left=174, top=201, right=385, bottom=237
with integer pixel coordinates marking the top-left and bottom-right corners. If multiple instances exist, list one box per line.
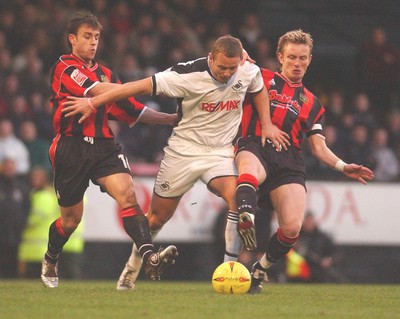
left=279, top=225, right=300, bottom=239
left=62, top=219, right=80, bottom=235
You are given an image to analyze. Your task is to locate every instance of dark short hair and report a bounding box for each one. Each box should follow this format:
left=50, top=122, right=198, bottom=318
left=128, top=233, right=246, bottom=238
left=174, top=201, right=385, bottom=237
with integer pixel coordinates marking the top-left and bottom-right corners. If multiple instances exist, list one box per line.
left=67, top=11, right=102, bottom=49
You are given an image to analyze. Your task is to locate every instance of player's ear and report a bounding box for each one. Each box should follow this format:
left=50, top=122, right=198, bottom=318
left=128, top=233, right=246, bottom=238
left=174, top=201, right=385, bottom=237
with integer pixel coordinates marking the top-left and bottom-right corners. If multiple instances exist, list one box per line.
left=68, top=34, right=76, bottom=47
left=277, top=52, right=284, bottom=64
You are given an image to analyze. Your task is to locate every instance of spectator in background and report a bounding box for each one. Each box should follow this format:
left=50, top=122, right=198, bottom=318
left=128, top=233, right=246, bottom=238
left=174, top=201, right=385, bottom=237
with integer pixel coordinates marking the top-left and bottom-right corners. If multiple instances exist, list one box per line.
left=286, top=212, right=336, bottom=283
left=323, top=90, right=347, bottom=128
left=0, top=157, right=30, bottom=278
left=18, top=120, right=52, bottom=173
left=347, top=123, right=376, bottom=171
left=238, top=12, right=262, bottom=57
left=0, top=47, right=12, bottom=80
left=371, top=127, right=400, bottom=182
left=1, top=73, right=21, bottom=106
left=19, top=167, right=85, bottom=279
left=8, top=95, right=32, bottom=128
left=29, top=91, right=54, bottom=142
left=17, top=45, right=48, bottom=95
left=0, top=118, right=30, bottom=177
left=254, top=36, right=279, bottom=71
left=117, top=53, right=144, bottom=83
left=386, top=109, right=400, bottom=160
left=351, top=92, right=377, bottom=131
left=356, top=27, right=400, bottom=123
left=0, top=9, right=19, bottom=54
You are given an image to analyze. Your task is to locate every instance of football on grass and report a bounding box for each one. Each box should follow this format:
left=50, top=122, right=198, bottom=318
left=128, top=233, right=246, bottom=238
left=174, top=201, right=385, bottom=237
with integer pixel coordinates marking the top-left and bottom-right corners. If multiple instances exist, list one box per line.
left=212, top=261, right=251, bottom=294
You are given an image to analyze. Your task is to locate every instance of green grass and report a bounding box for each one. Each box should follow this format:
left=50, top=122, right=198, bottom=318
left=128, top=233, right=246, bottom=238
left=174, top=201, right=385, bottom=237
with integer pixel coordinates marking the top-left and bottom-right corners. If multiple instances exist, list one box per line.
left=0, top=280, right=399, bottom=319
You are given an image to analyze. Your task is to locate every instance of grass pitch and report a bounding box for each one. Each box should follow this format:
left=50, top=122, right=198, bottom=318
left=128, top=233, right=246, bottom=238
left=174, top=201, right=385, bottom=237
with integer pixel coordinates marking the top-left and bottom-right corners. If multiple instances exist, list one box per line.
left=0, top=280, right=399, bottom=319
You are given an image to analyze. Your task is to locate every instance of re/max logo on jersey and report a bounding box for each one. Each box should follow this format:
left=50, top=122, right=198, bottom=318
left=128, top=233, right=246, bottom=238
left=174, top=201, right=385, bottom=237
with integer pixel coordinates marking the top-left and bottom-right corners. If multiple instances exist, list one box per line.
left=201, top=100, right=241, bottom=112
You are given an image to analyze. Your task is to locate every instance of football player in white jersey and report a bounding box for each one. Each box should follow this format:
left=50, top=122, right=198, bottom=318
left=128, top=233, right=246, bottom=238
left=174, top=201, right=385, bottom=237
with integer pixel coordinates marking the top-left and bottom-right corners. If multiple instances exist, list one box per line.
left=63, top=35, right=290, bottom=290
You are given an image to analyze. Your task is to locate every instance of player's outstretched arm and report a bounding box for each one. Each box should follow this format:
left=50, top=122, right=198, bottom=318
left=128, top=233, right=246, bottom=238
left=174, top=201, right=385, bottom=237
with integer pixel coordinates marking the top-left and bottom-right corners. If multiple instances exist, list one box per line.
left=62, top=77, right=153, bottom=124
left=140, top=108, right=178, bottom=126
left=308, top=133, right=375, bottom=184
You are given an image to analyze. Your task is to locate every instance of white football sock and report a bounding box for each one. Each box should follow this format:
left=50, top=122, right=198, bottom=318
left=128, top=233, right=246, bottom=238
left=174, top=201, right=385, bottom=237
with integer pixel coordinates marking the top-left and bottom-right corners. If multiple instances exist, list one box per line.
left=224, top=211, right=243, bottom=262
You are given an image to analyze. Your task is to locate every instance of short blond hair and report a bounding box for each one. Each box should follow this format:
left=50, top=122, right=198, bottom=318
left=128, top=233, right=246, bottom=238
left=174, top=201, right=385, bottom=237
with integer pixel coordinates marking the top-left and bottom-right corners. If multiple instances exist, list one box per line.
left=276, top=29, right=313, bottom=57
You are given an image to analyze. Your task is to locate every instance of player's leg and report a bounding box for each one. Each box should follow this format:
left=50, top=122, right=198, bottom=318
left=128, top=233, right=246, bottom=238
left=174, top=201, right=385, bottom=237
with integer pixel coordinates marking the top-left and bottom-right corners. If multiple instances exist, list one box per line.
left=117, top=146, right=202, bottom=288
left=42, top=136, right=87, bottom=288
left=97, top=173, right=176, bottom=280
left=207, top=175, right=242, bottom=262
left=141, top=194, right=180, bottom=279
left=41, top=201, right=83, bottom=288
left=250, top=183, right=305, bottom=293
left=116, top=194, right=181, bottom=289
left=98, top=173, right=157, bottom=269
left=235, top=150, right=267, bottom=250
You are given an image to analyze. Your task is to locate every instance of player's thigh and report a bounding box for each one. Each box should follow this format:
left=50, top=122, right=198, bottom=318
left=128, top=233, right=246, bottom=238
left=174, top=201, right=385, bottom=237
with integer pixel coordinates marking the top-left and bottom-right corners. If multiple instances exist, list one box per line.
left=235, top=150, right=267, bottom=183
left=154, top=151, right=204, bottom=198
left=270, top=183, right=306, bottom=236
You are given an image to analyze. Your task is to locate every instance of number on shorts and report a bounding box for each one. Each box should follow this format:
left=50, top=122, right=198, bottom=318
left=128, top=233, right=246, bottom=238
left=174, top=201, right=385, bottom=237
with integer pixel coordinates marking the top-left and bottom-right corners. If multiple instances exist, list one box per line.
left=118, top=154, right=130, bottom=170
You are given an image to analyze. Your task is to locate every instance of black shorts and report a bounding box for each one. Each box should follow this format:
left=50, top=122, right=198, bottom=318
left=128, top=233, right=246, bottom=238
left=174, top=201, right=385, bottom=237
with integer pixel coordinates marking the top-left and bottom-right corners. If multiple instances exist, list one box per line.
left=50, top=135, right=132, bottom=207
left=236, top=136, right=306, bottom=207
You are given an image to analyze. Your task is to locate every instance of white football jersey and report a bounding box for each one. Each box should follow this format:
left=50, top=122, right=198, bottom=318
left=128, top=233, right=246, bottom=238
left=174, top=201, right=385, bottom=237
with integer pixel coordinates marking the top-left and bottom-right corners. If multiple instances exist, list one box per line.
left=152, top=57, right=263, bottom=148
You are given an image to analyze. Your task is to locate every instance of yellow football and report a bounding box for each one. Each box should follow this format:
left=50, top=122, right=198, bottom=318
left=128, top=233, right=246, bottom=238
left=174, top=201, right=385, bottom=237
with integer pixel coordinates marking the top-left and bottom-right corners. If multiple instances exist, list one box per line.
left=212, top=261, right=251, bottom=294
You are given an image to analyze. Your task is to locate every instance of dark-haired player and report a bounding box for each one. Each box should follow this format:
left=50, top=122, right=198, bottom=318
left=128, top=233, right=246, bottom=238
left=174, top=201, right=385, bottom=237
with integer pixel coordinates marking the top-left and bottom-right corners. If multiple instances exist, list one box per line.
left=41, top=11, right=178, bottom=288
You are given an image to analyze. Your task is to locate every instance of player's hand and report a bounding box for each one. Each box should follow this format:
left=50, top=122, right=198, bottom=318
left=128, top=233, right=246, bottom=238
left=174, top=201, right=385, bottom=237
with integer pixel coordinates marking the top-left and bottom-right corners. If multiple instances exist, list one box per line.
left=169, top=113, right=179, bottom=126
left=343, top=164, right=375, bottom=184
left=241, top=49, right=256, bottom=66
left=62, top=96, right=94, bottom=124
left=261, top=124, right=290, bottom=151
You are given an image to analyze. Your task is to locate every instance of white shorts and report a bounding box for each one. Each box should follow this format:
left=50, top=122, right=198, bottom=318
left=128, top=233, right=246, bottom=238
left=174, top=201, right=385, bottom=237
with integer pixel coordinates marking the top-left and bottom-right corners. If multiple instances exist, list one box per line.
left=154, top=136, right=238, bottom=197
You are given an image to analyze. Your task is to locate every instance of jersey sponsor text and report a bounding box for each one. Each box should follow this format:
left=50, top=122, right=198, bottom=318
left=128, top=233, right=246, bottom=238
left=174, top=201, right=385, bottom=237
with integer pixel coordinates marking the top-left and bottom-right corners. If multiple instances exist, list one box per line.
left=201, top=99, right=241, bottom=112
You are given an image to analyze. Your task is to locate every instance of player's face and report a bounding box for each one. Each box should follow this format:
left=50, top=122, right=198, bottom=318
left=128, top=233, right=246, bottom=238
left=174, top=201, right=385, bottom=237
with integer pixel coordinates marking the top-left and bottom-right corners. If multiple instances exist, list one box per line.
left=209, top=52, right=241, bottom=84
left=278, top=43, right=312, bottom=83
left=69, top=25, right=100, bottom=66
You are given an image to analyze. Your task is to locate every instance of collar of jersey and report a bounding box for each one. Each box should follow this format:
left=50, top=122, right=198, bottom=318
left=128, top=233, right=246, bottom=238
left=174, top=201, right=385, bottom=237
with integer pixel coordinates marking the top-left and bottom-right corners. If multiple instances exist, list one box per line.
left=276, top=72, right=303, bottom=88
left=62, top=54, right=99, bottom=72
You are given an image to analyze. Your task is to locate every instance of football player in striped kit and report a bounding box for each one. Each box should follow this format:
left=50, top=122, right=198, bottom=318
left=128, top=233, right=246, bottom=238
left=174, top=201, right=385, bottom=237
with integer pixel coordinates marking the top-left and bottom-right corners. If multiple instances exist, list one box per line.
left=235, top=29, right=375, bottom=293
left=41, top=11, right=178, bottom=288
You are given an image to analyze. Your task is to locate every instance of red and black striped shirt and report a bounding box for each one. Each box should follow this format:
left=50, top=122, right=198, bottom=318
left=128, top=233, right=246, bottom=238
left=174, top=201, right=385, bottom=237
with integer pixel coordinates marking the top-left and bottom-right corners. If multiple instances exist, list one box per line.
left=240, top=68, right=325, bottom=149
left=50, top=54, right=145, bottom=138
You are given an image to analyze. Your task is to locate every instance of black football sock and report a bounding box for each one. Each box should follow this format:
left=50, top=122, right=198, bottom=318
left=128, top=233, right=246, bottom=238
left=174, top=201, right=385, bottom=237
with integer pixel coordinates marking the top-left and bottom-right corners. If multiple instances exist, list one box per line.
left=236, top=173, right=258, bottom=215
left=265, top=228, right=298, bottom=263
left=45, top=217, right=71, bottom=263
left=121, top=206, right=154, bottom=264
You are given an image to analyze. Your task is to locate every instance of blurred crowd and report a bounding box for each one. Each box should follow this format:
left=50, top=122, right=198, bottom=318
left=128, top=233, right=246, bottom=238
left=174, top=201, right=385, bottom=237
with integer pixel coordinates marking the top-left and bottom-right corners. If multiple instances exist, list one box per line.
left=1, top=0, right=400, bottom=181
